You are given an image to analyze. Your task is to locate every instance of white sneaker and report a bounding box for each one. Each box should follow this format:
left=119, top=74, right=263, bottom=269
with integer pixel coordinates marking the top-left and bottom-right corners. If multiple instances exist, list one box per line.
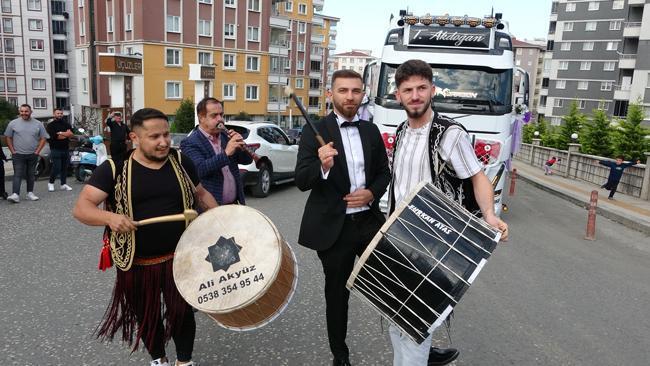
left=6, top=193, right=19, bottom=203
left=151, top=358, right=170, bottom=366
left=48, top=183, right=55, bottom=192
left=175, top=361, right=198, bottom=366
left=26, top=192, right=39, bottom=201
left=60, top=184, right=72, bottom=191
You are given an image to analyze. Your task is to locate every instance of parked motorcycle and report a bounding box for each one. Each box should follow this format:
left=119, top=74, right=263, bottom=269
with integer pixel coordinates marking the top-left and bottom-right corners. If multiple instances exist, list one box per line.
left=70, top=129, right=107, bottom=182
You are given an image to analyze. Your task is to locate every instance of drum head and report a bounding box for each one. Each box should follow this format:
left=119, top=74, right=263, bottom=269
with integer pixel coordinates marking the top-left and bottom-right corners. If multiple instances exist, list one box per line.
left=174, top=205, right=283, bottom=314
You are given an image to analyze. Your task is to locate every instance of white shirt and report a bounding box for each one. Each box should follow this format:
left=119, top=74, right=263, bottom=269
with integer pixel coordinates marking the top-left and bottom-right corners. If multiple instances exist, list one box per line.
left=322, top=113, right=368, bottom=214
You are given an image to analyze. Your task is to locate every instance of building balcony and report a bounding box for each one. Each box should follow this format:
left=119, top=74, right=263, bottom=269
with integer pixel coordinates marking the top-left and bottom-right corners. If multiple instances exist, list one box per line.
left=549, top=13, right=557, bottom=22
left=614, top=86, right=631, bottom=100
left=309, top=89, right=321, bottom=97
left=328, top=40, right=336, bottom=49
left=629, top=0, right=644, bottom=4
left=268, top=74, right=288, bottom=85
left=624, top=22, right=642, bottom=38
left=308, top=106, right=320, bottom=114
left=267, top=102, right=288, bottom=112
left=309, top=70, right=322, bottom=78
left=540, top=88, right=548, bottom=96
left=329, top=28, right=337, bottom=37
left=310, top=52, right=323, bottom=61
left=312, top=17, right=324, bottom=27
left=311, top=34, right=324, bottom=44
left=619, top=53, right=637, bottom=69
left=313, top=0, right=324, bottom=11
left=270, top=13, right=290, bottom=29
left=269, top=41, right=289, bottom=56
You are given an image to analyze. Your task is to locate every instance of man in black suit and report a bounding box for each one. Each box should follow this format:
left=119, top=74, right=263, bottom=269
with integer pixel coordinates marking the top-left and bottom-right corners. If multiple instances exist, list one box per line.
left=295, top=70, right=391, bottom=366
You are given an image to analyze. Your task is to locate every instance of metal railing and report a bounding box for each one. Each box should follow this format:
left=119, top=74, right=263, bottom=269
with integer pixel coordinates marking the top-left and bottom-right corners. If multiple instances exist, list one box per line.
left=624, top=21, right=642, bottom=28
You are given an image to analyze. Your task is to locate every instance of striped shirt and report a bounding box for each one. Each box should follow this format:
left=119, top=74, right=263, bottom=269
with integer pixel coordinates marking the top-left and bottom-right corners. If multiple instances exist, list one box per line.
left=393, top=122, right=482, bottom=206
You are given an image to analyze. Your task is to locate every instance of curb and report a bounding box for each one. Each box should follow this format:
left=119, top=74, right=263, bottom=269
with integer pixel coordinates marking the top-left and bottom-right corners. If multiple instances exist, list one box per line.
left=517, top=173, right=650, bottom=236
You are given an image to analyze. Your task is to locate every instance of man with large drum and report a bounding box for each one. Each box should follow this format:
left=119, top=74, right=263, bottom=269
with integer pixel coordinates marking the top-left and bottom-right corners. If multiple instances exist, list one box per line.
left=73, top=108, right=218, bottom=366
left=295, top=69, right=391, bottom=366
left=387, top=59, right=509, bottom=365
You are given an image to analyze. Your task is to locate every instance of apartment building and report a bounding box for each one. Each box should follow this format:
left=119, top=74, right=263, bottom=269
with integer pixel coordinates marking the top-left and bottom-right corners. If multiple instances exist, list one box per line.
left=0, top=0, right=75, bottom=119
left=513, top=39, right=546, bottom=117
left=74, top=0, right=337, bottom=129
left=333, top=49, right=376, bottom=74
left=541, top=0, right=650, bottom=125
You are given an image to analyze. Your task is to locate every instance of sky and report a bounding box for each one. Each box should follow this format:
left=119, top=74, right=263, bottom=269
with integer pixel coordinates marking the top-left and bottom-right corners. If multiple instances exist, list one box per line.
left=321, top=0, right=553, bottom=56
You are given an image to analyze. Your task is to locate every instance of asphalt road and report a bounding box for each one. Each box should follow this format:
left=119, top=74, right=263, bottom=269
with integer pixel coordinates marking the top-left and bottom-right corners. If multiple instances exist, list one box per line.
left=0, top=179, right=649, bottom=365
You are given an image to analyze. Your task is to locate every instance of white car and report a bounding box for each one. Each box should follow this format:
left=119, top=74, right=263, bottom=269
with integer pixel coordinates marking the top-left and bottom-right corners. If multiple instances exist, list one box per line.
left=225, top=121, right=299, bottom=197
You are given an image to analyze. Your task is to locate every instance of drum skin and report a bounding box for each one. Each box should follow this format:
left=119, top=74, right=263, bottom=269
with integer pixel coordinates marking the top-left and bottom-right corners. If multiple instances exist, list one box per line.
left=174, top=205, right=298, bottom=331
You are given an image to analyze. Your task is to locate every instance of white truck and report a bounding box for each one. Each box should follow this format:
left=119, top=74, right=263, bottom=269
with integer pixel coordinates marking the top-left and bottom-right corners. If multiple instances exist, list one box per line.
left=363, top=11, right=530, bottom=215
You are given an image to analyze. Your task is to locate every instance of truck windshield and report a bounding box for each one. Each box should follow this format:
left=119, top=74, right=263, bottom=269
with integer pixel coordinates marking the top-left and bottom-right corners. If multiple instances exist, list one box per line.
left=377, top=63, right=513, bottom=115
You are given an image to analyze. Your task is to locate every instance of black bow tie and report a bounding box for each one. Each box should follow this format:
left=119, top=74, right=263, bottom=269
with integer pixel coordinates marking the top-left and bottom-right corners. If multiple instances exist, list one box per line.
left=341, top=121, right=360, bottom=128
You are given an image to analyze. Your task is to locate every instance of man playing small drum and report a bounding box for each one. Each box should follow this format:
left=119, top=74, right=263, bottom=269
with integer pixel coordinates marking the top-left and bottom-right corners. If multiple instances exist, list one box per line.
left=387, top=59, right=509, bottom=365
left=295, top=70, right=391, bottom=366
left=73, top=108, right=218, bottom=366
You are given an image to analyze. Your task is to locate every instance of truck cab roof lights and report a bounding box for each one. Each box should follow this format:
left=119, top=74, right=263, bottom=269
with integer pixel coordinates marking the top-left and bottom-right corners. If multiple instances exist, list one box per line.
left=397, top=14, right=501, bottom=29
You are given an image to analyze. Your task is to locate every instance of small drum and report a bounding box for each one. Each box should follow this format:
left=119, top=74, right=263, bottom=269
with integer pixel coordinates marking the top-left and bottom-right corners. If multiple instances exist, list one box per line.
left=173, top=205, right=298, bottom=331
left=347, top=182, right=501, bottom=344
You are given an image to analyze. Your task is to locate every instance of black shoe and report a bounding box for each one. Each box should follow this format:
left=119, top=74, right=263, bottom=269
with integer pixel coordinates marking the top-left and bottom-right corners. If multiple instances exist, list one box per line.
left=1, top=192, right=7, bottom=200
left=428, top=347, right=459, bottom=365
left=332, top=357, right=351, bottom=366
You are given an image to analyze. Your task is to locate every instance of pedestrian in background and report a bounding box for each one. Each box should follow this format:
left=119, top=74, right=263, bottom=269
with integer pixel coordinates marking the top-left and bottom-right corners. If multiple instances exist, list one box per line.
left=46, top=107, right=74, bottom=192
left=0, top=137, right=7, bottom=200
left=4, top=104, right=48, bottom=203
left=544, top=156, right=560, bottom=175
left=599, top=156, right=640, bottom=200
left=104, top=111, right=130, bottom=164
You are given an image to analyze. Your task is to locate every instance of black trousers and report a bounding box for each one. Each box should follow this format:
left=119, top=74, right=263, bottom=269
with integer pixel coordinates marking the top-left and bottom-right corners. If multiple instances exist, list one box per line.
left=317, top=210, right=383, bottom=360
left=110, top=141, right=127, bottom=164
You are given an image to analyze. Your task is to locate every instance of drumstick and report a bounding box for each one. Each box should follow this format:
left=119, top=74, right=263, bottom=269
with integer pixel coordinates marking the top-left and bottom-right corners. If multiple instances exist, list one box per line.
left=135, top=209, right=199, bottom=227
left=284, top=86, right=326, bottom=147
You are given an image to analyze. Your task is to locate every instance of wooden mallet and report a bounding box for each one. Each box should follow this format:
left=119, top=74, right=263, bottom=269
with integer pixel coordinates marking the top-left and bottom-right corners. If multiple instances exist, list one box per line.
left=284, top=86, right=327, bottom=147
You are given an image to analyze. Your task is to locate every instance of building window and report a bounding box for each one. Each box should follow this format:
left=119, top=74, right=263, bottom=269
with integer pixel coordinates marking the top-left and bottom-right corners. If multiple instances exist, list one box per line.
left=30, top=39, right=45, bottom=51
left=556, top=80, right=566, bottom=89
left=198, top=20, right=212, bottom=36
left=516, top=48, right=522, bottom=55
left=32, top=78, right=46, bottom=90
left=6, top=77, right=16, bottom=92
left=223, top=53, right=236, bottom=70
left=610, top=20, right=622, bottom=31
left=107, top=46, right=116, bottom=53
left=613, top=1, right=624, bottom=10
left=125, top=13, right=132, bottom=31
left=604, top=61, right=616, bottom=71
left=198, top=51, right=212, bottom=65
left=295, top=78, right=303, bottom=89
left=247, top=0, right=260, bottom=11
left=560, top=42, right=570, bottom=51
left=297, top=60, right=304, bottom=70
left=4, top=57, right=14, bottom=72
left=79, top=20, right=85, bottom=36
left=285, top=1, right=293, bottom=11
left=33, top=98, right=47, bottom=109
left=553, top=99, right=563, bottom=108
left=577, top=100, right=586, bottom=110
left=539, top=95, right=547, bottom=107
left=82, top=77, right=88, bottom=92
left=81, top=49, right=86, bottom=65
left=3, top=18, right=12, bottom=33
left=27, top=0, right=41, bottom=10
left=28, top=19, right=42, bottom=31
left=558, top=61, right=569, bottom=70
left=247, top=26, right=259, bottom=41
left=246, top=55, right=260, bottom=71
left=165, top=81, right=181, bottom=99
left=580, top=61, right=591, bottom=70
left=245, top=85, right=259, bottom=100
left=298, top=22, right=306, bottom=34
left=585, top=22, right=597, bottom=31
left=298, top=3, right=307, bottom=14
left=54, top=58, right=67, bottom=73
left=31, top=59, right=45, bottom=71
left=224, top=0, right=235, bottom=6
left=297, top=42, right=305, bottom=52
left=1, top=0, right=10, bottom=13
left=565, top=3, right=576, bottom=12
left=606, top=41, right=619, bottom=51
left=223, top=83, right=235, bottom=100
left=564, top=22, right=573, bottom=31
left=2, top=39, right=12, bottom=53
left=199, top=0, right=212, bottom=3
left=601, top=81, right=613, bottom=91
left=224, top=23, right=235, bottom=38
left=124, top=46, right=133, bottom=55
left=577, top=81, right=588, bottom=90
left=0, top=79, right=4, bottom=92
left=107, top=15, right=114, bottom=32
left=598, top=101, right=610, bottom=110
left=166, top=15, right=180, bottom=33
left=588, top=1, right=599, bottom=11
left=165, top=48, right=181, bottom=66
left=78, top=0, right=84, bottom=6
left=583, top=42, right=594, bottom=51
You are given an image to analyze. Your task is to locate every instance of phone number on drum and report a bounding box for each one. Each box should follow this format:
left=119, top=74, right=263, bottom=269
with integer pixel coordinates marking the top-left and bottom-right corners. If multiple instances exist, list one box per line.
left=197, top=273, right=265, bottom=304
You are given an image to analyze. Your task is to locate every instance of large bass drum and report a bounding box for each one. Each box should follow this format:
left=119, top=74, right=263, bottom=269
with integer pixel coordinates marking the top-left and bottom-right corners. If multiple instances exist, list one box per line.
left=347, top=182, right=501, bottom=344
left=173, top=205, right=298, bottom=331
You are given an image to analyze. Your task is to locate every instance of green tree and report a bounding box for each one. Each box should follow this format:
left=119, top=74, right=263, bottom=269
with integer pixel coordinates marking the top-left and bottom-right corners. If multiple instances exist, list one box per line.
left=0, top=99, right=18, bottom=135
left=172, top=98, right=195, bottom=133
left=233, top=111, right=252, bottom=121
left=580, top=108, right=612, bottom=157
left=611, top=101, right=649, bottom=161
left=557, top=101, right=586, bottom=150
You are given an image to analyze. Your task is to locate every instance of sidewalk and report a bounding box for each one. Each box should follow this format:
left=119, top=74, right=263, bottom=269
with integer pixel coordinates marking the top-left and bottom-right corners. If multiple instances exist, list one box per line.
left=512, top=161, right=650, bottom=235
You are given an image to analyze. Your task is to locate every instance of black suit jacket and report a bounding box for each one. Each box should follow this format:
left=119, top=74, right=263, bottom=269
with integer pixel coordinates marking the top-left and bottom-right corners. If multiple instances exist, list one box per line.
left=295, top=112, right=391, bottom=251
